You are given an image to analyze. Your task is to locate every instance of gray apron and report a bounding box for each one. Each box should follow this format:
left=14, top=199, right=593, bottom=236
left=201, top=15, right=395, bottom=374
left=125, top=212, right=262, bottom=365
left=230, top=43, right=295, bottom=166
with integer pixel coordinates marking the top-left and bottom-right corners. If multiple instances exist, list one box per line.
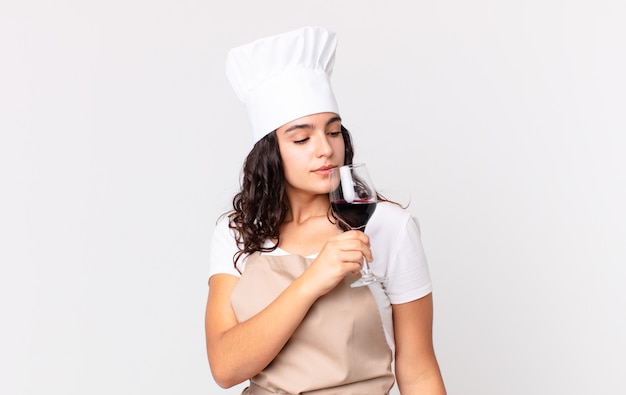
left=231, top=252, right=395, bottom=394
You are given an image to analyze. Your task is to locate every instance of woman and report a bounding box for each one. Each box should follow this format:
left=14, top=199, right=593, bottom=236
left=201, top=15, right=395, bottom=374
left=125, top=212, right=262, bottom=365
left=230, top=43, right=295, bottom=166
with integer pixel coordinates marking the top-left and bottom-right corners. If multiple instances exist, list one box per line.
left=205, top=26, right=446, bottom=394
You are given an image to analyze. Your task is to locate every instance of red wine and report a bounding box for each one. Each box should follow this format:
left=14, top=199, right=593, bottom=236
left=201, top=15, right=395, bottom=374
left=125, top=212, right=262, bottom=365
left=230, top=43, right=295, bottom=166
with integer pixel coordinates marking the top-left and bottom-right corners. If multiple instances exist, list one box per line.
left=331, top=200, right=377, bottom=230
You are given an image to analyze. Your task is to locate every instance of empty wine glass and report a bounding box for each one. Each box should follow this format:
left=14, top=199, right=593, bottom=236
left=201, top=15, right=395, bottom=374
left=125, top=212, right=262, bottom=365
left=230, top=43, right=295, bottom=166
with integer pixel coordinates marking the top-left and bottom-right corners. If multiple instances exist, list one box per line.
left=329, top=163, right=386, bottom=287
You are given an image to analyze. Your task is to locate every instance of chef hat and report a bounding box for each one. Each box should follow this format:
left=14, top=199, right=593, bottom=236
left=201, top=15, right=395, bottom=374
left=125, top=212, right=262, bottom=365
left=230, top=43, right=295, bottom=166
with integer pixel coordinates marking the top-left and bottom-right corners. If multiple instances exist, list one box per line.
left=225, top=26, right=340, bottom=143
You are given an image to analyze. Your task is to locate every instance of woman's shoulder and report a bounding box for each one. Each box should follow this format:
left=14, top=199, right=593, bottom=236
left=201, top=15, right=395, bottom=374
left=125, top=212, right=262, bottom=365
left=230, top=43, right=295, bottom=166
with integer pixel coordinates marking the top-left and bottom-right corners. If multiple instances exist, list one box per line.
left=366, top=201, right=423, bottom=247
left=211, top=214, right=237, bottom=245
left=369, top=201, right=413, bottom=229
left=209, top=214, right=242, bottom=278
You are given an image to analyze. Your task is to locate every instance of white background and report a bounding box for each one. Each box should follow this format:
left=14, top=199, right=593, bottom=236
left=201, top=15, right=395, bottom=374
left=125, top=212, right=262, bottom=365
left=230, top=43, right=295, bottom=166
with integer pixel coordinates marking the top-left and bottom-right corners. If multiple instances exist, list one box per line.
left=1, top=1, right=625, bottom=394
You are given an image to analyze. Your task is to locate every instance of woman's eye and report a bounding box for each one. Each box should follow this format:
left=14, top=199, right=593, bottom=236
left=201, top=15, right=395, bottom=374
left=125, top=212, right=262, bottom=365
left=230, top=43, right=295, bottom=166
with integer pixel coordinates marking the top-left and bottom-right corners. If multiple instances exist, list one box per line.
left=328, top=131, right=341, bottom=137
left=294, top=137, right=309, bottom=144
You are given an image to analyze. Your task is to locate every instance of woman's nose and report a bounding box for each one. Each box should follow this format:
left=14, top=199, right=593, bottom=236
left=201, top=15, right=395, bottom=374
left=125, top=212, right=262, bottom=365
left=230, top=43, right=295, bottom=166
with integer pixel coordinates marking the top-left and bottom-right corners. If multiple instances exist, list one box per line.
left=316, top=134, right=333, bottom=157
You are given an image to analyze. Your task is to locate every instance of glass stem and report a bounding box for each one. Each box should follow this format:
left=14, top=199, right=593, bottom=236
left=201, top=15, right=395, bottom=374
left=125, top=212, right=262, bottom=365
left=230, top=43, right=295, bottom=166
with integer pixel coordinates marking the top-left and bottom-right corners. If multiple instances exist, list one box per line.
left=361, top=258, right=373, bottom=276
left=353, top=227, right=372, bottom=276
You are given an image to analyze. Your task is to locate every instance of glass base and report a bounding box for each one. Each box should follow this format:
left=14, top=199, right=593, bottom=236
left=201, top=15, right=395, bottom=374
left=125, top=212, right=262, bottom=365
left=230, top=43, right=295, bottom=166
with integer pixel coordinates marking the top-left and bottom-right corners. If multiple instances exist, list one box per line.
left=350, top=273, right=386, bottom=288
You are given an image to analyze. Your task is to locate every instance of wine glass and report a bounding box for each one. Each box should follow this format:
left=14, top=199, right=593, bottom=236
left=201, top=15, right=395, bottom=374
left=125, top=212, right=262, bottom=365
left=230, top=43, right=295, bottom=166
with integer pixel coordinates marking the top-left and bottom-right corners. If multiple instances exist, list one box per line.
left=329, top=163, right=386, bottom=288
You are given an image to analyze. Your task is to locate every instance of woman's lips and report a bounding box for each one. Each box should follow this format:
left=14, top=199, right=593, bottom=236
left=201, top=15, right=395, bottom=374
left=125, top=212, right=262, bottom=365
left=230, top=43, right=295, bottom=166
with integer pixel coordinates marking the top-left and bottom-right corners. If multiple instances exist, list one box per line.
left=313, top=165, right=336, bottom=175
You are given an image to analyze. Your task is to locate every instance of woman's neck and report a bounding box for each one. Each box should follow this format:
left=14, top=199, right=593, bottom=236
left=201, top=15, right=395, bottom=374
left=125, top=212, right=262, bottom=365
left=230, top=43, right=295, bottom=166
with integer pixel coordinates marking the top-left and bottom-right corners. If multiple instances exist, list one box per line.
left=284, top=193, right=330, bottom=225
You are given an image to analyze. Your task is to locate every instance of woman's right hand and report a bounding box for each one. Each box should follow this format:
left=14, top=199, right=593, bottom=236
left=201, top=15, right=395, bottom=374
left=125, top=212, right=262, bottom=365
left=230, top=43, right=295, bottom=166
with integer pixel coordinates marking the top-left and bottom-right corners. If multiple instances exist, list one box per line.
left=300, top=230, right=372, bottom=297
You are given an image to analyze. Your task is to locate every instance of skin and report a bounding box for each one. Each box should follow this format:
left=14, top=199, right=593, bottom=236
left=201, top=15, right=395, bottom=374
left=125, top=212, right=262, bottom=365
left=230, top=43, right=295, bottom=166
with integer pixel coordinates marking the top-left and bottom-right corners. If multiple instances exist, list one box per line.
left=205, top=112, right=446, bottom=393
left=393, top=295, right=447, bottom=394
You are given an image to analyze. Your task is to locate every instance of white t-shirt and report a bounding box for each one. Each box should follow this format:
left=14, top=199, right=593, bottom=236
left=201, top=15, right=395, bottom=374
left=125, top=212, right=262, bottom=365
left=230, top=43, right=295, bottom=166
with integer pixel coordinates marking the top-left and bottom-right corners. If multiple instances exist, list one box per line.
left=208, top=201, right=433, bottom=304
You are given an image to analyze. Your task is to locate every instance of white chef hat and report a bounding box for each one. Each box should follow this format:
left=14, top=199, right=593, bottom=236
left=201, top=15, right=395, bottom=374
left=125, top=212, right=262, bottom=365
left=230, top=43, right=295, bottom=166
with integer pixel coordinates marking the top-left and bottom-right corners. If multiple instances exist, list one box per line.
left=225, top=26, right=340, bottom=143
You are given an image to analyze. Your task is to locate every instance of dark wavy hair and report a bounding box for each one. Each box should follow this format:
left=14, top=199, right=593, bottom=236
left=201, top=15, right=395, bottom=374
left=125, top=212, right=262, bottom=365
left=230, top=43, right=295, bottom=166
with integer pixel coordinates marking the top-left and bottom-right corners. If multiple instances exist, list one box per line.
left=226, top=125, right=355, bottom=268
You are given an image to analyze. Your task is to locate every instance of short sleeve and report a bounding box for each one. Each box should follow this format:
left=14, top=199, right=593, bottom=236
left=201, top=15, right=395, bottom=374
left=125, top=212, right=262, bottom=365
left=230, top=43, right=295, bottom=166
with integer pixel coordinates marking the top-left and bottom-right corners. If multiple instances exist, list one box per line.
left=383, top=215, right=433, bottom=304
left=208, top=216, right=243, bottom=279
left=367, top=203, right=433, bottom=305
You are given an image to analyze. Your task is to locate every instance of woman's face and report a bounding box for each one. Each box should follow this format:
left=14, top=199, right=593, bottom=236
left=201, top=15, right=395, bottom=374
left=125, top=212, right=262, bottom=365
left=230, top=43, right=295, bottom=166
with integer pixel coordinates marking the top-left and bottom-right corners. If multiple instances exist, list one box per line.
left=276, top=112, right=345, bottom=197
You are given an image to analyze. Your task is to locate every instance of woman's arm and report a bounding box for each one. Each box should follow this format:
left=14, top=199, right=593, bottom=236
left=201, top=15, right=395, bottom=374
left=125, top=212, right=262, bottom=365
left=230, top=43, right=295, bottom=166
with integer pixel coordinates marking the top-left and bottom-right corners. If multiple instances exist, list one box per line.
left=205, top=230, right=370, bottom=388
left=205, top=272, right=319, bottom=388
left=392, top=293, right=446, bottom=395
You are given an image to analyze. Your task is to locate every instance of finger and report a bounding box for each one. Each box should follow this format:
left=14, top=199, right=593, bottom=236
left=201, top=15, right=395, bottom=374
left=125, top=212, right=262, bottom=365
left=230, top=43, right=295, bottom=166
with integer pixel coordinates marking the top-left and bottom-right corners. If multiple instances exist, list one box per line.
left=329, top=239, right=372, bottom=265
left=335, top=230, right=370, bottom=244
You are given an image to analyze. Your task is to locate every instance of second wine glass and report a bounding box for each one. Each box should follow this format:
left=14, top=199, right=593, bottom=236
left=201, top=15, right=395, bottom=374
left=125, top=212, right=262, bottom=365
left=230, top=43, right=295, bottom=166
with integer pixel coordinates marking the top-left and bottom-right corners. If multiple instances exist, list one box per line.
left=329, top=163, right=386, bottom=288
